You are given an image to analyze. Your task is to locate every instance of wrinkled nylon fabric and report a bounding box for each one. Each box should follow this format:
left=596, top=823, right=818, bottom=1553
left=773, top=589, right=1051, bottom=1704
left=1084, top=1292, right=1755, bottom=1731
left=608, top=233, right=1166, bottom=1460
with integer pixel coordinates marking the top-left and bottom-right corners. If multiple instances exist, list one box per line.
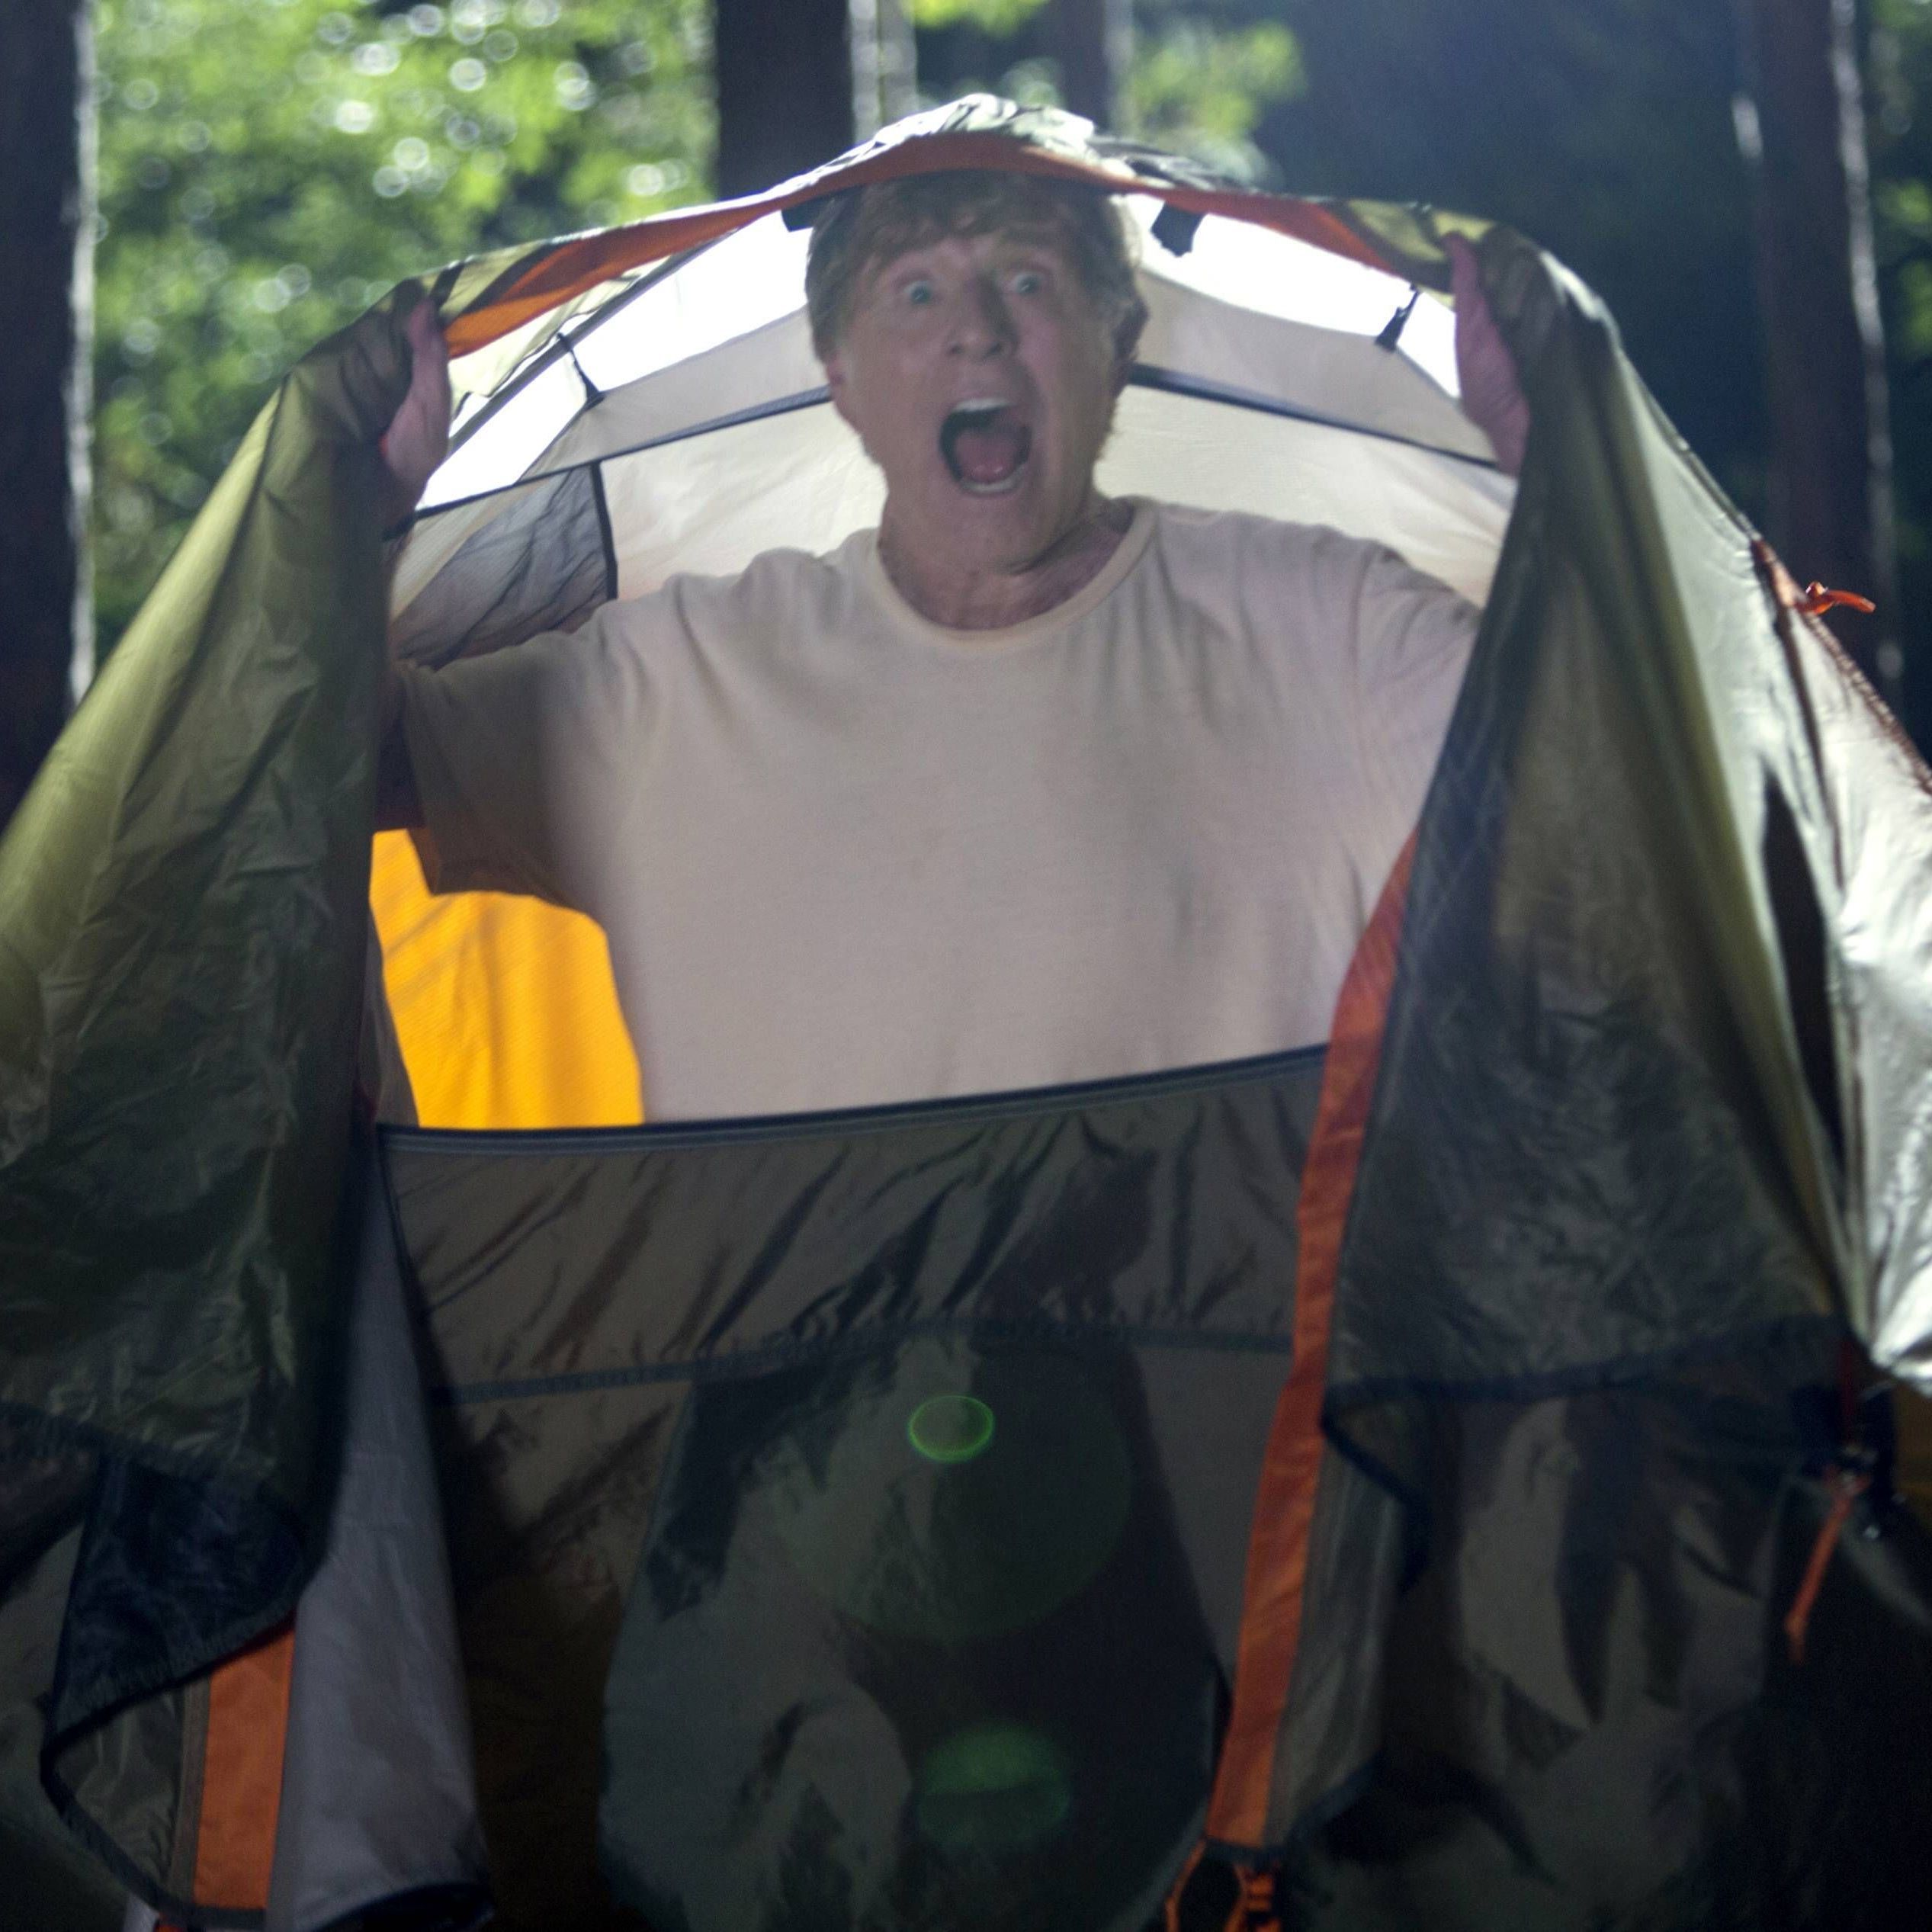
left=4, top=98, right=1932, bottom=1928
left=605, top=1337, right=1221, bottom=1932
left=0, top=1449, right=127, bottom=1932
left=0, top=295, right=412, bottom=1911
left=1330, top=238, right=1839, bottom=1407
left=265, top=1144, right=487, bottom=1932
left=1244, top=229, right=1932, bottom=1851
left=0, top=297, right=404, bottom=1480
left=392, top=1051, right=1932, bottom=1932
left=388, top=1048, right=1324, bottom=1929
left=1266, top=1372, right=1932, bottom=1929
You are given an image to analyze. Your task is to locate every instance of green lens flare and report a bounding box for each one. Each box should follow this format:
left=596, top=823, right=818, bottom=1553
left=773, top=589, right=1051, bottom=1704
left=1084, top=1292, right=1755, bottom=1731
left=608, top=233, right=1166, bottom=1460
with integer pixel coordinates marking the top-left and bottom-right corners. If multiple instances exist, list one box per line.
left=907, top=1393, right=996, bottom=1464
left=914, top=1722, right=1073, bottom=1854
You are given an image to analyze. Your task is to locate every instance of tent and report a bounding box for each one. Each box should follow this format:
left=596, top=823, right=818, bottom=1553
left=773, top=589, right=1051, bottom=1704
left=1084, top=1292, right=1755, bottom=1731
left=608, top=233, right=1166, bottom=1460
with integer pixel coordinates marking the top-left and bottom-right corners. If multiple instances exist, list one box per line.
left=4, top=95, right=1932, bottom=1931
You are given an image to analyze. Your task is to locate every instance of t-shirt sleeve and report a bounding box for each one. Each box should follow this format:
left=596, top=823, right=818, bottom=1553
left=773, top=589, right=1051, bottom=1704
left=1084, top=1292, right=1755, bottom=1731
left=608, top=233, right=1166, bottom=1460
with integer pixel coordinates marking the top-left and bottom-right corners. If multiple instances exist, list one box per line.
left=1335, top=536, right=1479, bottom=836
left=394, top=597, right=655, bottom=916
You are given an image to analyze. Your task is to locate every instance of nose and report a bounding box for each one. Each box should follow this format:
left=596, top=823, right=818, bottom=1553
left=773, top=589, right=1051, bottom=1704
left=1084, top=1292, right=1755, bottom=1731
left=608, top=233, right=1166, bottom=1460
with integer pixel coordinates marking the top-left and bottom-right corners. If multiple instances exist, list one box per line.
left=949, top=274, right=1014, bottom=358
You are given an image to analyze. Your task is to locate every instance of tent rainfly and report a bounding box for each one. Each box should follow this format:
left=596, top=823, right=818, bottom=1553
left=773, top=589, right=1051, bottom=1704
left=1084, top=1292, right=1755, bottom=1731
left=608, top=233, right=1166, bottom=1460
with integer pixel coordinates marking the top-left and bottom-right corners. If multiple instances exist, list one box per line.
left=3, top=97, right=1932, bottom=1932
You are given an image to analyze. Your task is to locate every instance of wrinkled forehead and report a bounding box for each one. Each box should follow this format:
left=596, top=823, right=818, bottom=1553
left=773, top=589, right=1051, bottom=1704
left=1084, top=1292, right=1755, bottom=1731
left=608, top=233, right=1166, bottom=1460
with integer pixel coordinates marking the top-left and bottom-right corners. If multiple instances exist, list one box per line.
left=855, top=211, right=1077, bottom=287
left=806, top=169, right=1125, bottom=352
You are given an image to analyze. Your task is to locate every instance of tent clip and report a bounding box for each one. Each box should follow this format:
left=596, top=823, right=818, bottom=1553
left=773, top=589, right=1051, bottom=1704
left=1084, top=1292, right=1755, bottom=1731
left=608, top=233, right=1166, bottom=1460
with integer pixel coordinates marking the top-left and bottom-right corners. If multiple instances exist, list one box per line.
left=563, top=337, right=605, bottom=409
left=1151, top=203, right=1204, bottom=257
left=1375, top=287, right=1420, bottom=352
left=1225, top=1865, right=1280, bottom=1932
left=1797, top=581, right=1876, bottom=618
left=1160, top=1847, right=1282, bottom=1932
left=784, top=193, right=833, bottom=232
left=1752, top=541, right=1877, bottom=620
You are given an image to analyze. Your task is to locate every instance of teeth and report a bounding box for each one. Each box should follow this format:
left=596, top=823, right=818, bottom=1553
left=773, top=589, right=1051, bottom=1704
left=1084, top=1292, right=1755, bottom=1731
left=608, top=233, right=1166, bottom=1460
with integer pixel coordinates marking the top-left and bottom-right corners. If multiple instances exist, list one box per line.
left=949, top=400, right=1011, bottom=425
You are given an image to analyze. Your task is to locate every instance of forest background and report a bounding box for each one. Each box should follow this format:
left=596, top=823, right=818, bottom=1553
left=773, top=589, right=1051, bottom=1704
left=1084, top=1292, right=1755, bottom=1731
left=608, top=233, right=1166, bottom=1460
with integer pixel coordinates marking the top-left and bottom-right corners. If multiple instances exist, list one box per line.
left=12, top=0, right=1932, bottom=773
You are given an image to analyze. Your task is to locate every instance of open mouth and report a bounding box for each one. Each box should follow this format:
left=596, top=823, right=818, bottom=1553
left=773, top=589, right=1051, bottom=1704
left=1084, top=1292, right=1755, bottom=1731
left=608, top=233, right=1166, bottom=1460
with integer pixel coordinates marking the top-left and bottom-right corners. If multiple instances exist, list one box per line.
left=940, top=401, right=1033, bottom=495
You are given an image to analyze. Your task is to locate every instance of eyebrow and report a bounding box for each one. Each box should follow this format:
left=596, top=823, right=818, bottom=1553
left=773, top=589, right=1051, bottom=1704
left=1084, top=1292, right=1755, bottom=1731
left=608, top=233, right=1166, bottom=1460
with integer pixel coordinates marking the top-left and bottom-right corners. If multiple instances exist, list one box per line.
left=858, top=226, right=1071, bottom=304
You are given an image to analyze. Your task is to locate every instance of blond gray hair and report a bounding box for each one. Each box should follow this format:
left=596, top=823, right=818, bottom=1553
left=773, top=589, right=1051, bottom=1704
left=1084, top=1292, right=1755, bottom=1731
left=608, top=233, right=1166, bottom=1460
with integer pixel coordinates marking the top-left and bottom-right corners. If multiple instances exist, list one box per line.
left=804, top=170, right=1147, bottom=373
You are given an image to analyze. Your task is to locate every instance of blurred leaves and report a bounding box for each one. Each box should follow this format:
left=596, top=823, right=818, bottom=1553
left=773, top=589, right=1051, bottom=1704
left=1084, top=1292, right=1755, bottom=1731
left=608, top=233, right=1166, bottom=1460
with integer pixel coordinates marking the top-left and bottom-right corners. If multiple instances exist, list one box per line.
left=1875, top=0, right=1932, bottom=358
left=1873, top=0, right=1932, bottom=607
left=910, top=0, right=1049, bottom=34
left=1122, top=13, right=1298, bottom=178
left=94, top=0, right=1932, bottom=721
left=95, top=0, right=713, bottom=654
left=912, top=0, right=1302, bottom=181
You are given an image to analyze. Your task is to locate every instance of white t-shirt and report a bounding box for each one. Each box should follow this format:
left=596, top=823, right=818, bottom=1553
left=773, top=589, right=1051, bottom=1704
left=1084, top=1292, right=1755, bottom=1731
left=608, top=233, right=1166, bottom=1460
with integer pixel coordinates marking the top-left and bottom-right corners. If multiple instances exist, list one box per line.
left=398, top=500, right=1476, bottom=1119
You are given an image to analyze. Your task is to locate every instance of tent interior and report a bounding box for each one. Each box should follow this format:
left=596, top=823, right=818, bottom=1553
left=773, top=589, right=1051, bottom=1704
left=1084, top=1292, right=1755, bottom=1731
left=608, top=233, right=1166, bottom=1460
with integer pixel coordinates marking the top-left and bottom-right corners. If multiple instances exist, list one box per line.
left=373, top=196, right=1516, bottom=1131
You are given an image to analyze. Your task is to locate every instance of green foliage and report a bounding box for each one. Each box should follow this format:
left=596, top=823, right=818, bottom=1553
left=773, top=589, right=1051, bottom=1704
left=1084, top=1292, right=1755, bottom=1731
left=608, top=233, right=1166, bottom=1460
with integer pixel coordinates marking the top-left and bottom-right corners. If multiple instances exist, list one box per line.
left=1122, top=13, right=1298, bottom=178
left=1873, top=0, right=1932, bottom=713
left=910, top=0, right=1048, bottom=35
left=95, top=0, right=713, bottom=654
left=911, top=0, right=1302, bottom=182
left=1874, top=0, right=1932, bottom=367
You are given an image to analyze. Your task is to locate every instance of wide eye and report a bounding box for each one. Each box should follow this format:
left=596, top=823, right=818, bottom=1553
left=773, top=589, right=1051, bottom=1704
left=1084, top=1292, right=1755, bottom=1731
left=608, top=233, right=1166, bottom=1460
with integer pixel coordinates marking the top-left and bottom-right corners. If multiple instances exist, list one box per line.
left=1011, top=268, right=1045, bottom=297
left=903, top=278, right=936, bottom=308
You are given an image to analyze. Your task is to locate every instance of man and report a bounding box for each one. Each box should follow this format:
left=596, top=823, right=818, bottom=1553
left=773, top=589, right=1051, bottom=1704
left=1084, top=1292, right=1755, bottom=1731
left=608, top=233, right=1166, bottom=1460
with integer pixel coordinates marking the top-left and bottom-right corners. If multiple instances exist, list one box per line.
left=376, top=168, right=1527, bottom=1120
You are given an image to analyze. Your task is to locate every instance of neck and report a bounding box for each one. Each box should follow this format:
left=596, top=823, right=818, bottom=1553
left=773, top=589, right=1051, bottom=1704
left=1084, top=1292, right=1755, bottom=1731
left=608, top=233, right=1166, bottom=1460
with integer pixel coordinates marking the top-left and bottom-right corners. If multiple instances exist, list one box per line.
left=878, top=496, right=1134, bottom=634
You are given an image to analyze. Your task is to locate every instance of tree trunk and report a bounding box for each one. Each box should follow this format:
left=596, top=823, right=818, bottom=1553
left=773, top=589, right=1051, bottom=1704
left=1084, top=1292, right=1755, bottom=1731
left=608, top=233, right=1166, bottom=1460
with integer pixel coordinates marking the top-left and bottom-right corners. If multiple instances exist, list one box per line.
left=1054, top=0, right=1131, bottom=129
left=1735, top=0, right=1899, bottom=695
left=850, top=0, right=916, bottom=139
left=714, top=0, right=855, bottom=199
left=0, top=0, right=94, bottom=829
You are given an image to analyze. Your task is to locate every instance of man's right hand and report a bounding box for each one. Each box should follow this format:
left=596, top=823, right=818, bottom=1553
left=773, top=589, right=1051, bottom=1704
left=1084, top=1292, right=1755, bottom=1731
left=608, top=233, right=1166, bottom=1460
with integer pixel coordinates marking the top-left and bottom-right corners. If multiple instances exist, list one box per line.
left=377, top=296, right=452, bottom=531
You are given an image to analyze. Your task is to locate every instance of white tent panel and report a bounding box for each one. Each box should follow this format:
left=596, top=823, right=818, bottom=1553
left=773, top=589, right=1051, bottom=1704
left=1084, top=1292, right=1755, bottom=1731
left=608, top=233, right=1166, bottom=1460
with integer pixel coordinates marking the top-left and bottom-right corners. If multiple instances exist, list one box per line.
left=422, top=356, right=586, bottom=512
left=1129, top=203, right=1462, bottom=396
left=487, top=277, right=1489, bottom=518
left=421, top=207, right=1492, bottom=518
left=537, top=310, right=826, bottom=486
left=428, top=219, right=815, bottom=510
left=1136, top=274, right=1488, bottom=461
left=571, top=216, right=815, bottom=395
left=593, top=387, right=1510, bottom=611
left=1099, top=386, right=1511, bottom=605
left=602, top=404, right=884, bottom=599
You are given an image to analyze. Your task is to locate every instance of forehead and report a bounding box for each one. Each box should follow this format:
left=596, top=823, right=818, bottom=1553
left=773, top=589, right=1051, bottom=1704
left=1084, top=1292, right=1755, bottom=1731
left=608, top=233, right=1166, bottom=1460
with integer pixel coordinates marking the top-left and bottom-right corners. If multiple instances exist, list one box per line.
left=860, top=214, right=1075, bottom=284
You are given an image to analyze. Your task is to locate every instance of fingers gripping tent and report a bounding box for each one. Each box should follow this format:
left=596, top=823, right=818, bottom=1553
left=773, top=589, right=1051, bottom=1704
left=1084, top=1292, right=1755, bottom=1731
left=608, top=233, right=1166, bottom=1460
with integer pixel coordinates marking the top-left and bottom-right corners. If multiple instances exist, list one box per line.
left=5, top=95, right=1932, bottom=1931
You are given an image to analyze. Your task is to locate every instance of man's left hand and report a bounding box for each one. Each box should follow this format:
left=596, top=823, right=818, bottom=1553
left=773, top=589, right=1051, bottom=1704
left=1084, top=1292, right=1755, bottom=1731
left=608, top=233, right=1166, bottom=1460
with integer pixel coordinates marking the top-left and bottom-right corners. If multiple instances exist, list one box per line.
left=1448, top=235, right=1529, bottom=478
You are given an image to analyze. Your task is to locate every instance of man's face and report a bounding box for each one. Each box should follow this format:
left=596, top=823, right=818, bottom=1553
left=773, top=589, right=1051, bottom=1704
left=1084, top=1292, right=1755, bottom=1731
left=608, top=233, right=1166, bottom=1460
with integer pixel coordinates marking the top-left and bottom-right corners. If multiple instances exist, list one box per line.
left=822, top=219, right=1123, bottom=579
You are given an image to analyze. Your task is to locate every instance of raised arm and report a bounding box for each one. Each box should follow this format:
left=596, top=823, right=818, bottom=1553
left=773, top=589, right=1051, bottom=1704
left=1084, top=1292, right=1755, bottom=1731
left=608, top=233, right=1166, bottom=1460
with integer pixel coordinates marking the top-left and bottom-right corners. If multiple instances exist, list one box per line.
left=1446, top=234, right=1530, bottom=479
left=374, top=297, right=451, bottom=829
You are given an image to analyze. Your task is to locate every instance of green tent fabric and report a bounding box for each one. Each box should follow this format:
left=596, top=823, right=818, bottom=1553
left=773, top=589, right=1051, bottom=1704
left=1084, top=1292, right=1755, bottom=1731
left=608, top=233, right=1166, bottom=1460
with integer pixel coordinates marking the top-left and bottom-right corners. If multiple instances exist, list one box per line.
left=3, top=98, right=1932, bottom=1929
left=0, top=298, right=413, bottom=1920
left=1258, top=235, right=1932, bottom=1836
